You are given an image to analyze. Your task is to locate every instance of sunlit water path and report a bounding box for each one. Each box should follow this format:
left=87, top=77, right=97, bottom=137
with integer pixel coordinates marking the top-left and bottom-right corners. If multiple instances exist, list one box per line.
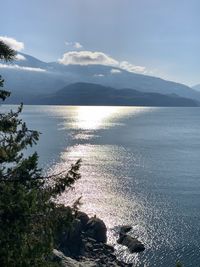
left=3, top=105, right=200, bottom=267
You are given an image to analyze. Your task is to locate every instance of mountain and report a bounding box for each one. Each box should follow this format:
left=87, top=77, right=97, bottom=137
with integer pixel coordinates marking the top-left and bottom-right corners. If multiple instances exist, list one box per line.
left=1, top=53, right=200, bottom=103
left=7, top=82, right=198, bottom=107
left=192, top=84, right=200, bottom=92
left=0, top=53, right=67, bottom=98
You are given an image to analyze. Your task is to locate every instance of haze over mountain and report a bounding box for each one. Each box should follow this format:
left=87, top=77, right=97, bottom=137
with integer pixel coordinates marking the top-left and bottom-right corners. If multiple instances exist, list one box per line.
left=1, top=52, right=200, bottom=104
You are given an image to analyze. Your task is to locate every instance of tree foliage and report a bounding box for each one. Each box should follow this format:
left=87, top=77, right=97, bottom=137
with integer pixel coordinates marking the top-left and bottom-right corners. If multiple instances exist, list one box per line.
left=176, top=262, right=183, bottom=267
left=0, top=41, right=16, bottom=61
left=0, top=41, right=81, bottom=266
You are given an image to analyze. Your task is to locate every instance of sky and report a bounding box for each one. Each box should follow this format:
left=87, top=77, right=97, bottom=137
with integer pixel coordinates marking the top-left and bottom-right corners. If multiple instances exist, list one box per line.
left=0, top=0, right=200, bottom=86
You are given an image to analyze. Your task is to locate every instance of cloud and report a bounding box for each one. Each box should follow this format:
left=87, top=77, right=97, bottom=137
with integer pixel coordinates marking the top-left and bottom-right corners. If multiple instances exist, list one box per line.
left=59, top=51, right=118, bottom=66
left=119, top=61, right=146, bottom=74
left=0, top=36, right=24, bottom=51
left=0, top=63, right=46, bottom=72
left=94, top=74, right=104, bottom=77
left=59, top=50, right=146, bottom=74
left=110, top=68, right=121, bottom=74
left=65, top=41, right=83, bottom=49
left=74, top=42, right=83, bottom=49
left=15, top=54, right=26, bottom=61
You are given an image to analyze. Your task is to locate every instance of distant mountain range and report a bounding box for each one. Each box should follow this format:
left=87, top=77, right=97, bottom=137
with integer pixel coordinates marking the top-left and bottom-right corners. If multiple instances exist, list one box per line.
left=5, top=82, right=199, bottom=107
left=1, top=52, right=200, bottom=106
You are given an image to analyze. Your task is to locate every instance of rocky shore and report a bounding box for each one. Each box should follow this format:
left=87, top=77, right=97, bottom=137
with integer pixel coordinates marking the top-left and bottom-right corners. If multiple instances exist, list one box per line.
left=52, top=209, right=145, bottom=267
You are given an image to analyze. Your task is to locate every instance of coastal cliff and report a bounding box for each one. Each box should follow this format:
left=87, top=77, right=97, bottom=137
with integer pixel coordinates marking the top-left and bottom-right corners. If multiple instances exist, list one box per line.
left=51, top=208, right=145, bottom=267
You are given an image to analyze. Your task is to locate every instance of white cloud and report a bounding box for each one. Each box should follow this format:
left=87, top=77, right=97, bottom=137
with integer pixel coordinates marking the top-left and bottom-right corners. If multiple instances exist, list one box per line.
left=59, top=50, right=147, bottom=74
left=0, top=63, right=46, bottom=72
left=65, top=41, right=83, bottom=49
left=94, top=74, right=104, bottom=77
left=110, top=68, right=121, bottom=74
left=0, top=36, right=24, bottom=51
left=119, top=61, right=146, bottom=74
left=74, top=42, right=83, bottom=49
left=15, top=54, right=26, bottom=61
left=59, top=51, right=118, bottom=66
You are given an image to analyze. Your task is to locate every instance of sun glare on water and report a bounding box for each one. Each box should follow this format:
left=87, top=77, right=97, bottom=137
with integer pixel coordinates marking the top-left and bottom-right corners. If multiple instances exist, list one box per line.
left=71, top=106, right=122, bottom=130
left=57, top=106, right=150, bottom=132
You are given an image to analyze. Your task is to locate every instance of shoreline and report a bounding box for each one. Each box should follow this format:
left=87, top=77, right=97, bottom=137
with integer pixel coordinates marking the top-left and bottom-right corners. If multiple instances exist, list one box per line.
left=52, top=208, right=144, bottom=267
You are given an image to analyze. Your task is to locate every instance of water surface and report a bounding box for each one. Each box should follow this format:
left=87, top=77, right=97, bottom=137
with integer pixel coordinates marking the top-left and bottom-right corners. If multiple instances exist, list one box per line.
left=5, top=105, right=200, bottom=267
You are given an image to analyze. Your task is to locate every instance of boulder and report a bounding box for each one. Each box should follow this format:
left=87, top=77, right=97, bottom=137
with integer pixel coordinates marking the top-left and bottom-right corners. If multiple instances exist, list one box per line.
left=58, top=218, right=83, bottom=256
left=76, top=211, right=90, bottom=229
left=119, top=225, right=132, bottom=234
left=85, top=217, right=107, bottom=243
left=117, top=233, right=145, bottom=253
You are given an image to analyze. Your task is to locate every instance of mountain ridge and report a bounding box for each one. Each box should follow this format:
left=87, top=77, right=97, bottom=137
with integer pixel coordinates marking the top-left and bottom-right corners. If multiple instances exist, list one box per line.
left=5, top=82, right=199, bottom=107
left=1, top=52, right=200, bottom=102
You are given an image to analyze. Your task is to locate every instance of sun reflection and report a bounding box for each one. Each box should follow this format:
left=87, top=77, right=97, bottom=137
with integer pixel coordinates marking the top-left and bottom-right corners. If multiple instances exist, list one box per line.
left=52, top=143, right=148, bottom=267
left=72, top=106, right=120, bottom=130
left=46, top=106, right=153, bottom=265
left=60, top=106, right=151, bottom=131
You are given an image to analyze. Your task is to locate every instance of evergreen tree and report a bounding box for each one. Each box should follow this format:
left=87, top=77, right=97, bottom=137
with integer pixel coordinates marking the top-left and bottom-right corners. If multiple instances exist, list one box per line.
left=176, top=262, right=183, bottom=267
left=0, top=41, right=81, bottom=266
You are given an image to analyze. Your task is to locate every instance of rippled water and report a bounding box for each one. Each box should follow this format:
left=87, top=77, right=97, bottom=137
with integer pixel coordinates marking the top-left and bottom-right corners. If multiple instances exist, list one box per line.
left=4, top=105, right=200, bottom=266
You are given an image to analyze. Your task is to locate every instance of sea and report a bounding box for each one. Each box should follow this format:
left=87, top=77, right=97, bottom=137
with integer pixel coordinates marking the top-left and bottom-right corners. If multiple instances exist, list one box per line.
left=3, top=105, right=200, bottom=267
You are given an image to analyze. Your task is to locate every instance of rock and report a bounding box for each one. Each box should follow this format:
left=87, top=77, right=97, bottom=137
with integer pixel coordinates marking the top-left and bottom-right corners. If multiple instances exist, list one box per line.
left=109, top=253, right=117, bottom=260
left=68, top=219, right=83, bottom=255
left=81, top=238, right=132, bottom=266
left=53, top=210, right=133, bottom=266
left=117, top=234, right=145, bottom=253
left=85, top=217, right=107, bottom=243
left=86, top=237, right=97, bottom=243
left=58, top=218, right=83, bottom=256
left=84, top=241, right=93, bottom=251
left=120, top=225, right=132, bottom=234
left=103, top=243, right=115, bottom=252
left=76, top=211, right=90, bottom=229
left=53, top=249, right=97, bottom=267
left=117, top=225, right=145, bottom=253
